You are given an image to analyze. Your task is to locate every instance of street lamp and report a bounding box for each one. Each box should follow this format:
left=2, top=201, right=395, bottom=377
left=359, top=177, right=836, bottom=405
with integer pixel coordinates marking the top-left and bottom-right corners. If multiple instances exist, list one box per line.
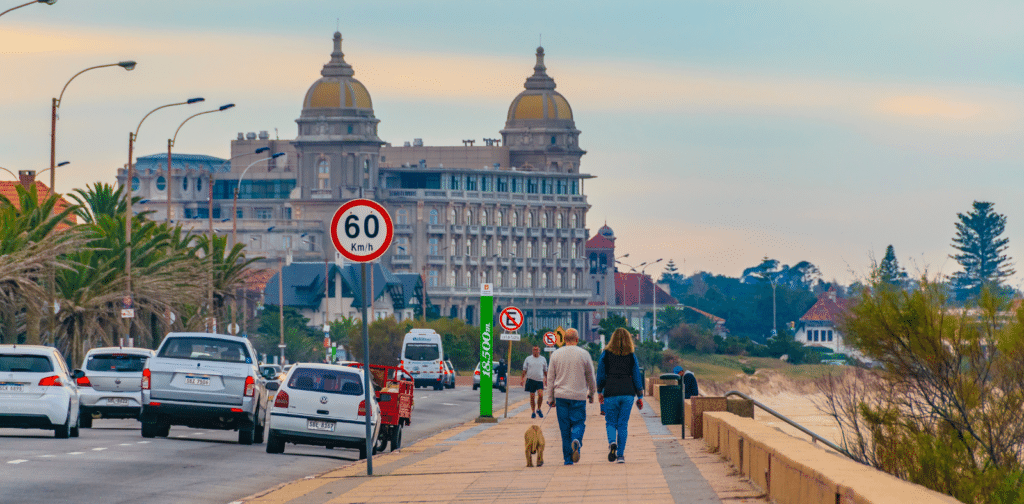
left=124, top=97, right=204, bottom=337
left=35, top=161, right=70, bottom=181
left=0, top=162, right=68, bottom=180
left=52, top=61, right=136, bottom=195
left=165, top=103, right=235, bottom=223
left=0, top=0, right=56, bottom=19
left=231, top=152, right=285, bottom=247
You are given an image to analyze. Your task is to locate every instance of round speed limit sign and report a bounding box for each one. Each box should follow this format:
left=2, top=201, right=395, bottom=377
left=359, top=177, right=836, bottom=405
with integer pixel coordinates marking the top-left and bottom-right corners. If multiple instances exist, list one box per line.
left=330, top=199, right=394, bottom=262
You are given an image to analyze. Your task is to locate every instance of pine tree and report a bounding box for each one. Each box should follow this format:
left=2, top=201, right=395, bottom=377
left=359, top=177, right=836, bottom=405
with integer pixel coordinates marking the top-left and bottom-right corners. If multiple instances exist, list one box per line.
left=950, top=201, right=1014, bottom=297
left=661, top=259, right=681, bottom=283
left=876, top=245, right=908, bottom=286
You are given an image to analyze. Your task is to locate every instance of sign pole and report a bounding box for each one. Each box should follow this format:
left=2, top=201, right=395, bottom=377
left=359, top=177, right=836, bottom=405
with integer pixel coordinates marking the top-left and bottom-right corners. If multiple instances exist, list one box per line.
left=476, top=284, right=494, bottom=422
left=361, top=262, right=373, bottom=475
left=504, top=339, right=512, bottom=418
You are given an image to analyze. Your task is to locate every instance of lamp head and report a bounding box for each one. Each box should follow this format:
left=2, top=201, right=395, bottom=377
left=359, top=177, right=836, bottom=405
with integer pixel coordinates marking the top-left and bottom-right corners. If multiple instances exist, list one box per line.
left=118, top=61, right=137, bottom=71
left=39, top=0, right=57, bottom=5
left=57, top=161, right=70, bottom=167
left=254, top=147, right=270, bottom=154
left=271, top=152, right=286, bottom=159
left=186, top=97, right=205, bottom=104
left=267, top=226, right=276, bottom=232
left=218, top=103, right=235, bottom=111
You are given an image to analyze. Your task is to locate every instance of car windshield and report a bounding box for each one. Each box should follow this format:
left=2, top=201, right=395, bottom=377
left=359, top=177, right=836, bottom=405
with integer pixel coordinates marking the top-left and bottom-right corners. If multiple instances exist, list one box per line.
left=0, top=355, right=53, bottom=373
left=288, top=368, right=363, bottom=396
left=158, top=337, right=251, bottom=363
left=404, top=343, right=439, bottom=361
left=86, top=354, right=148, bottom=372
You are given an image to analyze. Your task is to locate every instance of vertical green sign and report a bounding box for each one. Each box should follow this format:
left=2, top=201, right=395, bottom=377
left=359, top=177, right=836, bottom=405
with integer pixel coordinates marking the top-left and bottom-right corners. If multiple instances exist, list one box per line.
left=479, top=283, right=494, bottom=418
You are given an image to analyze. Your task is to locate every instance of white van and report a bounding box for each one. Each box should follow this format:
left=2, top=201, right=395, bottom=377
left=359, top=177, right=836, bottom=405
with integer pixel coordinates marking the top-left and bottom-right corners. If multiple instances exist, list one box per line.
left=401, top=329, right=445, bottom=390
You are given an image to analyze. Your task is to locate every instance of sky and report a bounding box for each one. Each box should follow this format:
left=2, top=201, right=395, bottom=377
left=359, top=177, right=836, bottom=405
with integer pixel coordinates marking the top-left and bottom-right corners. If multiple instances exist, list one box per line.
left=3, top=0, right=1024, bottom=289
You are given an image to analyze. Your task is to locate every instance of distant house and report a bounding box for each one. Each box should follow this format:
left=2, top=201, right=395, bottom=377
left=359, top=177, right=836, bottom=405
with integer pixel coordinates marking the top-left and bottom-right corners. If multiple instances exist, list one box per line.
left=681, top=306, right=727, bottom=337
left=0, top=170, right=76, bottom=228
left=794, top=287, right=851, bottom=354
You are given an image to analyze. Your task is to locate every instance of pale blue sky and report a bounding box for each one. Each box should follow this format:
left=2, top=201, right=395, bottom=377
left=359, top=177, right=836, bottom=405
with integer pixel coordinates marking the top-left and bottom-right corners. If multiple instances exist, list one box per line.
left=3, top=0, right=1024, bottom=287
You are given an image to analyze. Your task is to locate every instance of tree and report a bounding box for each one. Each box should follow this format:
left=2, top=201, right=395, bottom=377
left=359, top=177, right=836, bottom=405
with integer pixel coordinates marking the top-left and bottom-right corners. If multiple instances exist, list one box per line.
left=950, top=201, right=1014, bottom=298
left=875, top=245, right=908, bottom=287
left=660, top=259, right=683, bottom=284
left=597, top=313, right=629, bottom=339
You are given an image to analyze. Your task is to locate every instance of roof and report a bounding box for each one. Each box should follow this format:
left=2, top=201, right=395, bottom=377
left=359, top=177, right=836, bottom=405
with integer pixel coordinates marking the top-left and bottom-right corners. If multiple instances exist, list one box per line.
left=0, top=180, right=76, bottom=229
left=585, top=233, right=615, bottom=250
left=243, top=268, right=276, bottom=292
left=799, top=289, right=850, bottom=322
left=683, top=306, right=725, bottom=325
left=393, top=273, right=427, bottom=310
left=264, top=262, right=346, bottom=309
left=615, top=272, right=678, bottom=306
left=263, top=261, right=416, bottom=310
left=134, top=153, right=231, bottom=174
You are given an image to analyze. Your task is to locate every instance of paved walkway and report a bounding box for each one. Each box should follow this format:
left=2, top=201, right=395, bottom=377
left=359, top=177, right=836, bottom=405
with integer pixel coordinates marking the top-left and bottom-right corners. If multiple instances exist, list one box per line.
left=240, top=397, right=746, bottom=504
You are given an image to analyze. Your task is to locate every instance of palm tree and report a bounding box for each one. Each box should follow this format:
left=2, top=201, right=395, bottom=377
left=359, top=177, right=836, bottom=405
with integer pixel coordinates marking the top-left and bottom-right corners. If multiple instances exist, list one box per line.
left=189, top=233, right=261, bottom=332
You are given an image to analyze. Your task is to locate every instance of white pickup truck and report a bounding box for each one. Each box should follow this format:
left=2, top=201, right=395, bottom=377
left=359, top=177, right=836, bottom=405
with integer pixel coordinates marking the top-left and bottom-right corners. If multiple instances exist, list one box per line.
left=140, top=332, right=268, bottom=444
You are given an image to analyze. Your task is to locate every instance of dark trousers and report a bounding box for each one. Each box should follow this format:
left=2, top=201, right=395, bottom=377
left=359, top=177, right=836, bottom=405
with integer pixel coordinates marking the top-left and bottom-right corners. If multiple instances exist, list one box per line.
left=555, top=398, right=587, bottom=464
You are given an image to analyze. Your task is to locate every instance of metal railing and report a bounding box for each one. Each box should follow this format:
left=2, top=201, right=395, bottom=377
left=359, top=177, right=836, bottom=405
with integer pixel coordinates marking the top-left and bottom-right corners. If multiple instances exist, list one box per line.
left=723, top=390, right=858, bottom=462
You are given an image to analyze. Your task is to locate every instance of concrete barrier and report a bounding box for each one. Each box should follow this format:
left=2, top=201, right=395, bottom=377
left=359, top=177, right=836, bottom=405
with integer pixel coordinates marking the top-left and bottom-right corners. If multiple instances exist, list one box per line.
left=702, top=412, right=963, bottom=504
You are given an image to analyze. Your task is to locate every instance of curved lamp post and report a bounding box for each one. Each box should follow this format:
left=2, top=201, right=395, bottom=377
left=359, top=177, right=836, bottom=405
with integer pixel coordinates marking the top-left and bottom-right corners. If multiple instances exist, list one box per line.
left=165, top=103, right=235, bottom=223
left=0, top=0, right=56, bottom=19
left=231, top=152, right=285, bottom=247
left=124, top=97, right=203, bottom=337
left=52, top=61, right=136, bottom=195
left=0, top=161, right=68, bottom=180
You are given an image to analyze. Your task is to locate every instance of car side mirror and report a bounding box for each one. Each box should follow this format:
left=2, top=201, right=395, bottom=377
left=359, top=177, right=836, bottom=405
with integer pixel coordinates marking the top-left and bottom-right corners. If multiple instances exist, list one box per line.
left=265, top=381, right=280, bottom=391
left=73, top=369, right=85, bottom=379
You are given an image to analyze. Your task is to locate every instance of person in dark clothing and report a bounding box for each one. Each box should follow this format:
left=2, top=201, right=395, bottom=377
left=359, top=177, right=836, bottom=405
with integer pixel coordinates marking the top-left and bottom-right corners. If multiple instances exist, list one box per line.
left=682, top=369, right=699, bottom=399
left=496, top=359, right=508, bottom=389
left=596, top=327, right=644, bottom=463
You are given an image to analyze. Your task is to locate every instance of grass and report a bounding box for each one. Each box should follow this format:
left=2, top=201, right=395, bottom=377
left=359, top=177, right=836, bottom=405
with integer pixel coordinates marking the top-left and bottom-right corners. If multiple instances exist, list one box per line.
left=672, top=352, right=838, bottom=384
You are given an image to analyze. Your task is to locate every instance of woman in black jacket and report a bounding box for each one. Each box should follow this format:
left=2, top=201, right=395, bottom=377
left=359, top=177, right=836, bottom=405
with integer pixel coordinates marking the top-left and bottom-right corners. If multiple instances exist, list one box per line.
left=596, top=327, right=644, bottom=463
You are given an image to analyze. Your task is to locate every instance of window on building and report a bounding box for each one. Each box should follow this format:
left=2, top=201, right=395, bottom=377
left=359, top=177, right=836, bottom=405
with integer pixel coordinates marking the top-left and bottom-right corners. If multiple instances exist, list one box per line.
left=449, top=271, right=456, bottom=287
left=397, top=208, right=408, bottom=225
left=156, top=176, right=166, bottom=191
left=182, top=176, right=188, bottom=191
left=828, top=330, right=833, bottom=341
left=450, top=175, right=460, bottom=190
left=510, top=177, right=519, bottom=193
left=555, top=213, right=562, bottom=229
left=541, top=213, right=548, bottom=228
left=285, top=207, right=292, bottom=220
left=131, top=177, right=140, bottom=191
left=236, top=208, right=243, bottom=219
left=526, top=212, right=533, bottom=227
left=465, top=208, right=472, bottom=225
left=526, top=271, right=533, bottom=288
left=429, top=209, right=439, bottom=225
left=465, top=176, right=477, bottom=191
left=395, top=237, right=409, bottom=255
left=511, top=211, right=518, bottom=227
left=496, top=240, right=502, bottom=257
left=596, top=280, right=601, bottom=295
left=466, top=239, right=473, bottom=256
left=496, top=210, right=503, bottom=227
left=550, top=135, right=556, bottom=145
left=570, top=213, right=577, bottom=228
left=813, top=330, right=819, bottom=342
left=254, top=208, right=273, bottom=220
left=450, top=239, right=457, bottom=255
left=429, top=270, right=438, bottom=287
left=450, top=208, right=457, bottom=223
left=465, top=271, right=472, bottom=287
left=317, top=159, right=330, bottom=190
left=196, top=177, right=202, bottom=192
left=557, top=179, right=567, bottom=195
left=807, top=332, right=812, bottom=342
left=496, top=177, right=508, bottom=192
left=480, top=210, right=487, bottom=226
left=526, top=178, right=538, bottom=194
left=480, top=177, right=490, bottom=192
left=571, top=273, right=577, bottom=289
left=496, top=271, right=503, bottom=287
left=571, top=180, right=579, bottom=195
left=511, top=272, right=518, bottom=288
left=541, top=272, right=547, bottom=288
left=572, top=242, right=579, bottom=258
left=526, top=241, right=533, bottom=258
left=556, top=273, right=563, bottom=288
left=429, top=238, right=438, bottom=256
left=541, top=242, right=547, bottom=258
left=362, top=159, right=370, bottom=188
left=283, top=236, right=292, bottom=249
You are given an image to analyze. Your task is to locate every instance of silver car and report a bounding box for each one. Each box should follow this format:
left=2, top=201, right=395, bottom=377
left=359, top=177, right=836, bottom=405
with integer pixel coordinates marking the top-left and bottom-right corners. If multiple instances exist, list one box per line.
left=77, top=347, right=154, bottom=428
left=0, top=345, right=82, bottom=438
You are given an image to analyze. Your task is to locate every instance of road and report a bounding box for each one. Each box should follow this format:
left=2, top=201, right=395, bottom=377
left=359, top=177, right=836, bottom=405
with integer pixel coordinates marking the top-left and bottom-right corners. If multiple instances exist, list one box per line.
left=0, top=384, right=528, bottom=504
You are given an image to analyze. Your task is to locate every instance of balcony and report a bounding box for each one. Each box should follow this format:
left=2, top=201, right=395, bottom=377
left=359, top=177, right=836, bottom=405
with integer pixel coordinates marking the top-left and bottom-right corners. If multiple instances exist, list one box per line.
left=482, top=226, right=495, bottom=234
left=391, top=254, right=412, bottom=265
left=573, top=228, right=587, bottom=239
left=468, top=258, right=479, bottom=266
left=467, top=225, right=480, bottom=234
left=543, top=229, right=557, bottom=238
left=558, top=259, right=572, bottom=268
left=424, top=190, right=448, bottom=198
left=513, top=228, right=526, bottom=238
left=451, top=256, right=465, bottom=266
left=557, top=229, right=572, bottom=238
left=450, top=225, right=465, bottom=234
left=572, top=258, right=587, bottom=269
left=394, top=224, right=414, bottom=235
left=498, top=226, right=511, bottom=236
left=528, top=228, right=541, bottom=238
left=499, top=258, right=512, bottom=267
left=543, top=259, right=557, bottom=268
left=427, top=224, right=446, bottom=234
left=310, top=188, right=333, bottom=199
left=513, top=258, right=526, bottom=268
left=427, top=255, right=446, bottom=265
left=528, top=259, right=541, bottom=268
left=484, top=257, right=496, bottom=266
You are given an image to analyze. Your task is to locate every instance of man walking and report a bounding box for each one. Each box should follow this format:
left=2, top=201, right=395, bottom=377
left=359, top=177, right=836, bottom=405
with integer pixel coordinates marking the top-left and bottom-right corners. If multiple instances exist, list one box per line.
left=545, top=328, right=597, bottom=465
left=522, top=346, right=548, bottom=418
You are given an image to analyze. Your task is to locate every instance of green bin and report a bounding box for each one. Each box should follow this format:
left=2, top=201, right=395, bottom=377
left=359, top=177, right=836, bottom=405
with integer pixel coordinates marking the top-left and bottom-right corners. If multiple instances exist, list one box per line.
left=659, top=385, right=681, bottom=425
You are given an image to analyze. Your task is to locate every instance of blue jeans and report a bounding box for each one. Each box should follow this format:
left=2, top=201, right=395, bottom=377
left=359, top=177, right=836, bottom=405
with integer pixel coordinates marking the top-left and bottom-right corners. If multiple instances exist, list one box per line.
left=555, top=398, right=587, bottom=464
left=603, top=395, right=634, bottom=457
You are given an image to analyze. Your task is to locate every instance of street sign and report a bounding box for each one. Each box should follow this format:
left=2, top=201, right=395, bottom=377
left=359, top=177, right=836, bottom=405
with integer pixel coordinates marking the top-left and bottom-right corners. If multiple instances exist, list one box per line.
left=498, top=306, right=524, bottom=332
left=329, top=199, right=393, bottom=262
left=121, top=309, right=135, bottom=319
left=543, top=331, right=556, bottom=347
left=500, top=333, right=521, bottom=341
left=544, top=347, right=555, bottom=352
left=555, top=326, right=565, bottom=347
left=227, top=323, right=240, bottom=335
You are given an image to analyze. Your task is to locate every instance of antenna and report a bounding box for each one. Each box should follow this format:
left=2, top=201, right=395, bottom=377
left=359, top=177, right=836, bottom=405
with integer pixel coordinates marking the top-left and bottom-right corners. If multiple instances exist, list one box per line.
left=336, top=18, right=340, bottom=31
left=539, top=34, right=542, bottom=46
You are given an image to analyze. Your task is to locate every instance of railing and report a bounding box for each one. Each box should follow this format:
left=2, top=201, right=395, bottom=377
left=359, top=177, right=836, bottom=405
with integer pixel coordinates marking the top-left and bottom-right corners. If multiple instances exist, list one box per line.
left=723, top=390, right=857, bottom=462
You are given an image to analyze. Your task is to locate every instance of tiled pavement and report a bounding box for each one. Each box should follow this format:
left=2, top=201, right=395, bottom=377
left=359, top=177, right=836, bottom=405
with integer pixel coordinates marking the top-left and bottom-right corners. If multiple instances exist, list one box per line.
left=241, top=397, right=731, bottom=504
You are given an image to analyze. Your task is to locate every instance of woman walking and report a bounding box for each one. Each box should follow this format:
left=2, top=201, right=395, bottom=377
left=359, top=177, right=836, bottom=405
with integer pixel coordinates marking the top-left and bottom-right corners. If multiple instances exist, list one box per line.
left=596, top=327, right=644, bottom=463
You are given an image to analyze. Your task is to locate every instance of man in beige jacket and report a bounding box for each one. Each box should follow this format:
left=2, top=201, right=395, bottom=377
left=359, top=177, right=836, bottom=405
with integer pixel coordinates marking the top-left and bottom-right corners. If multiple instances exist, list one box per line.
left=545, top=328, right=597, bottom=465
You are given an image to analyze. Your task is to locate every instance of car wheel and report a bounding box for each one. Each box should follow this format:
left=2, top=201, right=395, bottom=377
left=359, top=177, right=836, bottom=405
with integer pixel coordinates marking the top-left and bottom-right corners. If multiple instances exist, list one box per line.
left=374, top=426, right=389, bottom=453
left=358, top=444, right=367, bottom=460
left=157, top=423, right=171, bottom=437
left=473, top=384, right=478, bottom=391
left=391, top=423, right=403, bottom=451
left=70, top=411, right=81, bottom=438
left=141, top=422, right=158, bottom=438
left=54, top=410, right=72, bottom=439
left=266, top=431, right=285, bottom=454
left=433, top=383, right=442, bottom=391
left=80, top=413, right=93, bottom=429
left=238, top=425, right=255, bottom=445
left=254, top=410, right=265, bottom=444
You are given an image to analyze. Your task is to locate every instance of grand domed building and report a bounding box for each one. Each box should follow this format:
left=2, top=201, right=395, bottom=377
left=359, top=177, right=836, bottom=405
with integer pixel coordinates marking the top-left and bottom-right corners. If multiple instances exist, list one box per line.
left=124, top=33, right=595, bottom=333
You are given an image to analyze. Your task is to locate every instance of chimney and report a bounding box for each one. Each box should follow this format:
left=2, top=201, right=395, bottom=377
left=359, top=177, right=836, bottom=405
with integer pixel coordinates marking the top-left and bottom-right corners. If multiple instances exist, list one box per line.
left=828, top=289, right=837, bottom=301
left=18, top=170, right=35, bottom=190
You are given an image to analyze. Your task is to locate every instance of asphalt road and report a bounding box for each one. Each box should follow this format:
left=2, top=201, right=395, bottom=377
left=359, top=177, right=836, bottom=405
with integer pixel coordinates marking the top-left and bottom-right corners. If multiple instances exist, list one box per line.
left=0, top=383, right=528, bottom=504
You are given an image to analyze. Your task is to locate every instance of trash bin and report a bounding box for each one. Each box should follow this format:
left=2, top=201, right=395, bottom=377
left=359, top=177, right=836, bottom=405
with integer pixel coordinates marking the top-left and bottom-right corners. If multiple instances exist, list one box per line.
left=659, top=385, right=681, bottom=425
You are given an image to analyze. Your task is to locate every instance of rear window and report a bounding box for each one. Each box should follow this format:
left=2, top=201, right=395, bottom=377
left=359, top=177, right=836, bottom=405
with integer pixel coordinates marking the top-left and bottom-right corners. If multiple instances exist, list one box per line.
left=158, top=337, right=251, bottom=363
left=0, top=355, right=54, bottom=373
left=288, top=368, right=363, bottom=396
left=404, top=343, right=439, bottom=361
left=86, top=354, right=148, bottom=372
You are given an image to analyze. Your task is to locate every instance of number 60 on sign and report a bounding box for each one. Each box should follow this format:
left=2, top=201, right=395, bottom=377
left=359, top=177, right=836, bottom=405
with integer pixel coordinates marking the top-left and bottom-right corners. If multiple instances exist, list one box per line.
left=330, top=199, right=394, bottom=263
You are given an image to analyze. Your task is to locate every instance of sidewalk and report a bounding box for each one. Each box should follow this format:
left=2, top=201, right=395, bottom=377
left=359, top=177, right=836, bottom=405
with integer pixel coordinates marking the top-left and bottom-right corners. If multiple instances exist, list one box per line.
left=240, top=397, right=763, bottom=504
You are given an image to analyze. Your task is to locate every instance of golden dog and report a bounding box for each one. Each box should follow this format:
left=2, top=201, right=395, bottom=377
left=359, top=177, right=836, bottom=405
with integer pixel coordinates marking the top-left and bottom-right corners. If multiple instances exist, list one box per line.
left=524, top=425, right=545, bottom=467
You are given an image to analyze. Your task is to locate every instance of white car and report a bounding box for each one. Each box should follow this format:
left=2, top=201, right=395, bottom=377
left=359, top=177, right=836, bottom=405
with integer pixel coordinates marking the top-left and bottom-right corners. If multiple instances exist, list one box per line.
left=266, top=363, right=380, bottom=459
left=77, top=347, right=154, bottom=428
left=0, top=345, right=82, bottom=438
left=472, top=361, right=505, bottom=392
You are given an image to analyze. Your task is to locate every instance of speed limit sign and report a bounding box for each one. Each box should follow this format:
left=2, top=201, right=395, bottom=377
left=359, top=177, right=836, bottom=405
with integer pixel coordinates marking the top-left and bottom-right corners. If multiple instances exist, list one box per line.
left=330, top=199, right=394, bottom=262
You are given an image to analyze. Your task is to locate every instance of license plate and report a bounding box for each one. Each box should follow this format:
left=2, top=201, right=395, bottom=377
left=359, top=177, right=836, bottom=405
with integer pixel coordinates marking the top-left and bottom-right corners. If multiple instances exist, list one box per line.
left=307, top=419, right=335, bottom=432
left=107, top=398, right=130, bottom=406
left=184, top=376, right=210, bottom=386
left=0, top=384, right=23, bottom=392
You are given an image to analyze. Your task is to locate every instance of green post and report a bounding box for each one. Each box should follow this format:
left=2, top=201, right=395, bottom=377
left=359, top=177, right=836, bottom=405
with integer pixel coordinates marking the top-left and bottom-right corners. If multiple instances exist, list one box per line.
left=477, top=283, right=495, bottom=422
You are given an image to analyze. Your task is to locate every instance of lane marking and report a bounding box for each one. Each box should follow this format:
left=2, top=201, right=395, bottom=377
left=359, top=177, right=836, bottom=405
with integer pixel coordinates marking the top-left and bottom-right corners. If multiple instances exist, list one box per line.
left=192, top=432, right=204, bottom=436
left=38, top=455, right=55, bottom=458
left=92, top=448, right=107, bottom=451
left=442, top=403, right=458, bottom=406
left=7, top=460, right=28, bottom=464
left=137, top=441, right=149, bottom=444
left=176, top=435, right=189, bottom=438
left=67, top=452, right=84, bottom=455
left=119, top=443, right=133, bottom=446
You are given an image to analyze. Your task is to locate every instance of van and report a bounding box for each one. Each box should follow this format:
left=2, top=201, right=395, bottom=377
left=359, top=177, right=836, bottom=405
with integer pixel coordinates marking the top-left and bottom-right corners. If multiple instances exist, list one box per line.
left=401, top=329, right=445, bottom=390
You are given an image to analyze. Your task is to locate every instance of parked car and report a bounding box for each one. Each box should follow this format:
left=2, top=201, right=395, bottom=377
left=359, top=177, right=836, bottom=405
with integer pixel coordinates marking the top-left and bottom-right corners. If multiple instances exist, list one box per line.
left=266, top=363, right=381, bottom=459
left=472, top=361, right=505, bottom=392
left=77, top=347, right=154, bottom=428
left=141, top=332, right=268, bottom=444
left=260, top=364, right=283, bottom=381
left=0, top=344, right=82, bottom=438
left=443, top=360, right=457, bottom=389
left=401, top=329, right=446, bottom=390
